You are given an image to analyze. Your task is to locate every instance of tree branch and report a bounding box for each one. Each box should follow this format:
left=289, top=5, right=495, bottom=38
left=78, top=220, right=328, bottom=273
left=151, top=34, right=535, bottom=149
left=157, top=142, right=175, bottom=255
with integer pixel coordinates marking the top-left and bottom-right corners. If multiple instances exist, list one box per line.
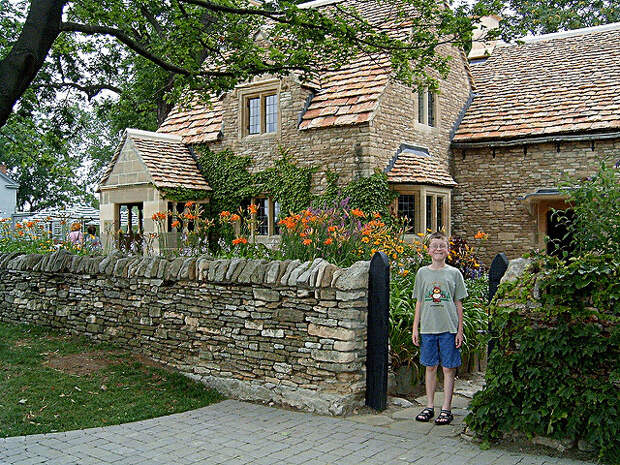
left=33, top=81, right=122, bottom=99
left=60, top=21, right=193, bottom=76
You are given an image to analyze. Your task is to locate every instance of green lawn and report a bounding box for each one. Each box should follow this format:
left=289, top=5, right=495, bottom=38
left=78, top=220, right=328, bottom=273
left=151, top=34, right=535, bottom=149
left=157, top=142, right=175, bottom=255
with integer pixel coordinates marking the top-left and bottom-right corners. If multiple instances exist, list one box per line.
left=0, top=321, right=223, bottom=437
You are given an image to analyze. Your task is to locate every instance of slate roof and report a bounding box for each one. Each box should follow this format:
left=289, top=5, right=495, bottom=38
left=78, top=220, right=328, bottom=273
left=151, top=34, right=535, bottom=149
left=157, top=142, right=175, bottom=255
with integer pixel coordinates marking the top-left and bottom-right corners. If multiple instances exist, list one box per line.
left=454, top=23, right=620, bottom=143
left=99, top=129, right=211, bottom=192
left=385, top=145, right=457, bottom=186
left=157, top=95, right=223, bottom=145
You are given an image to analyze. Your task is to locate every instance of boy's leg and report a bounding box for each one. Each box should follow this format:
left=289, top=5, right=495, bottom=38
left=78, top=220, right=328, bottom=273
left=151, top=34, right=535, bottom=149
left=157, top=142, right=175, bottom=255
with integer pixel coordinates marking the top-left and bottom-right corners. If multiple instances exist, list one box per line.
left=425, top=365, right=438, bottom=408
left=441, top=367, right=457, bottom=411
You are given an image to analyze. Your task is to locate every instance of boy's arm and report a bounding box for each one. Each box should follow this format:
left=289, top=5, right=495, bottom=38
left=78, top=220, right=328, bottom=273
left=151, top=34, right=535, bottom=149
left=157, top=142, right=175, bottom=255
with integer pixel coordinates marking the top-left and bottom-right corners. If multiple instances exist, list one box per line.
left=455, top=299, right=464, bottom=348
left=412, top=300, right=422, bottom=346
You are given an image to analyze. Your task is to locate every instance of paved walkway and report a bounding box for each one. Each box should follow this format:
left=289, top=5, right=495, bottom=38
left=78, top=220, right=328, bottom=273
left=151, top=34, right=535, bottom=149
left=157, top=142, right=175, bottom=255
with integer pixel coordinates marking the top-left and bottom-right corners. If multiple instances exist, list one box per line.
left=0, top=400, right=593, bottom=465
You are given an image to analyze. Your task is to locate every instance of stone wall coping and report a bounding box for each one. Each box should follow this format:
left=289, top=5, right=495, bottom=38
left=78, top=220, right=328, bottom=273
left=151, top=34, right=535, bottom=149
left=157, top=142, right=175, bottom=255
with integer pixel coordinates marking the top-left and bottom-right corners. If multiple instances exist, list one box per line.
left=0, top=251, right=370, bottom=290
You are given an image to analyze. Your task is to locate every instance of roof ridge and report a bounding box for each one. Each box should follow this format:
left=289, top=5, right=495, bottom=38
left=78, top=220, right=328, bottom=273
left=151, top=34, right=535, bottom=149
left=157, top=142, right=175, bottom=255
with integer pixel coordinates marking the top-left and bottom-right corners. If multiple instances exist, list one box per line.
left=499, top=22, right=620, bottom=46
left=298, top=0, right=344, bottom=9
left=126, top=128, right=183, bottom=143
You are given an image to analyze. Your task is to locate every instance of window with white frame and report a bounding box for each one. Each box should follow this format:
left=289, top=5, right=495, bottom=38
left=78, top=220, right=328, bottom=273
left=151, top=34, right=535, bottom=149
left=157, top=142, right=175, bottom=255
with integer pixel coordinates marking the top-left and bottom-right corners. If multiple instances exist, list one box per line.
left=394, top=186, right=450, bottom=235
left=416, top=87, right=438, bottom=128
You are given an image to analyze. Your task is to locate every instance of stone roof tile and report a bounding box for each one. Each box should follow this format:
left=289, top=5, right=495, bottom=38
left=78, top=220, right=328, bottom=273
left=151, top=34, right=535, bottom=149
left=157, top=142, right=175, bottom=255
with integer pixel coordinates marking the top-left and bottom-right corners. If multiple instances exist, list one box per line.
left=454, top=25, right=620, bottom=143
left=98, top=130, right=210, bottom=192
left=386, top=146, right=457, bottom=186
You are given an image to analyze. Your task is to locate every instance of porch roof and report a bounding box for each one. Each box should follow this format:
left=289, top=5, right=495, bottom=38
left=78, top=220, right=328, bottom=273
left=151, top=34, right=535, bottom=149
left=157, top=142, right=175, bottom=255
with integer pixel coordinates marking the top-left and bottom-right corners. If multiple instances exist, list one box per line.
left=385, top=144, right=457, bottom=187
left=98, top=129, right=211, bottom=192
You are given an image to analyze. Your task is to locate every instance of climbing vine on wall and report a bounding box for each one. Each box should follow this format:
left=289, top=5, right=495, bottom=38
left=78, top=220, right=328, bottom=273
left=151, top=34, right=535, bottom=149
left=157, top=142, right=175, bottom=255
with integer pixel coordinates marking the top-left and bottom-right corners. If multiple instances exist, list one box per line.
left=160, top=187, right=212, bottom=202
left=194, top=145, right=396, bottom=219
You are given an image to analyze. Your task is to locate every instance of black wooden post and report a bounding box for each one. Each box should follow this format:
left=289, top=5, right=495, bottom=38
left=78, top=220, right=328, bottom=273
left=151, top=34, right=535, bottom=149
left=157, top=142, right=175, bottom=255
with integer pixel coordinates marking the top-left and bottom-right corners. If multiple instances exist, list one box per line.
left=487, top=253, right=509, bottom=356
left=366, top=251, right=390, bottom=411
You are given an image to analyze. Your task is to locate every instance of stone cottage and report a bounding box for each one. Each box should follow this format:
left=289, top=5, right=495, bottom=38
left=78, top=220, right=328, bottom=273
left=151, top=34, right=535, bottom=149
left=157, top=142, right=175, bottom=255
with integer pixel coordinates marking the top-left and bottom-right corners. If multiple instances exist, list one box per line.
left=98, top=0, right=620, bottom=262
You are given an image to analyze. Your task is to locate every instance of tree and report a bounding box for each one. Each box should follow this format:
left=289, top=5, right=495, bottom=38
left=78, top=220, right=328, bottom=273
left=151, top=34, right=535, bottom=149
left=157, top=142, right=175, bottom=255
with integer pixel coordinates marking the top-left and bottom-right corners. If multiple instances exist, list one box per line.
left=479, top=0, right=620, bottom=40
left=0, top=0, right=477, bottom=128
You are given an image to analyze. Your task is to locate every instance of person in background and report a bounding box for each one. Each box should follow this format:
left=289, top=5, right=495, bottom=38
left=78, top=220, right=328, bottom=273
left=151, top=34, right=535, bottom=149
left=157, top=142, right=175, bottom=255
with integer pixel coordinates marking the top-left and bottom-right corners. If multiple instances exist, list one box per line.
left=85, top=225, right=102, bottom=250
left=67, top=222, right=84, bottom=245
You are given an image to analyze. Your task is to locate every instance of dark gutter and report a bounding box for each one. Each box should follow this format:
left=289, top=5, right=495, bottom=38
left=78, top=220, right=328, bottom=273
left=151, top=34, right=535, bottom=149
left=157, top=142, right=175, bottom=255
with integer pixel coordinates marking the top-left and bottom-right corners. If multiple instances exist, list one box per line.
left=451, top=131, right=620, bottom=149
left=450, top=91, right=476, bottom=141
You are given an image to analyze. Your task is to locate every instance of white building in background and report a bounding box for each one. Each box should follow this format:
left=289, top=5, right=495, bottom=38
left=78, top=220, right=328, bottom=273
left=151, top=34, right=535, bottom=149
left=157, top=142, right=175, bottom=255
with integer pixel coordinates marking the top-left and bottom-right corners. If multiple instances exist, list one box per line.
left=14, top=205, right=100, bottom=240
left=0, top=166, right=19, bottom=219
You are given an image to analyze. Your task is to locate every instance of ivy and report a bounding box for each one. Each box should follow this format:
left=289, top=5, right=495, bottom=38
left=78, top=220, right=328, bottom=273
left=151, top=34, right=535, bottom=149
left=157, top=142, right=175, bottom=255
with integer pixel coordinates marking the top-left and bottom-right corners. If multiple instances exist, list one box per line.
left=466, top=252, right=620, bottom=463
left=159, top=187, right=211, bottom=202
left=253, top=147, right=317, bottom=216
left=317, top=170, right=397, bottom=217
left=195, top=146, right=398, bottom=219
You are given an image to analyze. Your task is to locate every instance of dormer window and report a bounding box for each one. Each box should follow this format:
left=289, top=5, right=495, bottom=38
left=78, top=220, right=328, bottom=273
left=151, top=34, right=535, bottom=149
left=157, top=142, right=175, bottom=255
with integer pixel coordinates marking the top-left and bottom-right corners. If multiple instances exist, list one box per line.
left=244, top=91, right=279, bottom=135
left=416, top=87, right=438, bottom=128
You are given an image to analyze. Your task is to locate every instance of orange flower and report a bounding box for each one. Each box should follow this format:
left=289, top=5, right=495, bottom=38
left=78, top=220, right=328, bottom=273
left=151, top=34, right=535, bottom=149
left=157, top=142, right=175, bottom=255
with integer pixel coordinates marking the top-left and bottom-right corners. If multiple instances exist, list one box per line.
left=299, top=232, right=307, bottom=238
left=171, top=220, right=181, bottom=229
left=474, top=230, right=488, bottom=240
left=248, top=204, right=258, bottom=215
left=15, top=223, right=22, bottom=229
left=185, top=200, right=195, bottom=207
left=324, top=238, right=333, bottom=245
left=219, top=210, right=231, bottom=217
left=152, top=212, right=167, bottom=221
left=183, top=212, right=198, bottom=220
left=26, top=221, right=35, bottom=228
left=232, top=237, right=248, bottom=245
left=373, top=212, right=381, bottom=218
left=361, top=236, right=370, bottom=243
left=328, top=226, right=337, bottom=233
left=350, top=208, right=365, bottom=218
left=230, top=214, right=241, bottom=222
left=303, top=238, right=312, bottom=246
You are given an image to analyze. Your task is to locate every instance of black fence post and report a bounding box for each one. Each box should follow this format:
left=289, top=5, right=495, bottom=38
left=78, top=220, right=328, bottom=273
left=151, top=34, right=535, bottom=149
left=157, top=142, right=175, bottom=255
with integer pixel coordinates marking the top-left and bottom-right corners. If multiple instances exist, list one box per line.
left=366, top=251, right=390, bottom=411
left=487, top=253, right=509, bottom=356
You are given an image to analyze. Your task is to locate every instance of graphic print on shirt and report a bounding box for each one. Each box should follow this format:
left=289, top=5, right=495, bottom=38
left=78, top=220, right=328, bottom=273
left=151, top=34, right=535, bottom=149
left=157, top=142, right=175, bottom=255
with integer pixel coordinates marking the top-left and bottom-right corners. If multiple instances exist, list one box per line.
left=424, top=282, right=451, bottom=305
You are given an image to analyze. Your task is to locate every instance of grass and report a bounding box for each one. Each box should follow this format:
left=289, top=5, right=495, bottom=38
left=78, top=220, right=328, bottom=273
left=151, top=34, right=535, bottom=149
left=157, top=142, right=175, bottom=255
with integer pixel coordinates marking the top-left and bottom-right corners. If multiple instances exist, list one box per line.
left=0, top=321, right=223, bottom=437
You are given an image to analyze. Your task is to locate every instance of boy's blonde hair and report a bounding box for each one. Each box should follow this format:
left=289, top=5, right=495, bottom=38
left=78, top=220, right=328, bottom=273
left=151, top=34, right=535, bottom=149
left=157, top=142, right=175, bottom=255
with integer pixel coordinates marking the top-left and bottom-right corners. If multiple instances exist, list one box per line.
left=70, top=222, right=81, bottom=232
left=428, top=231, right=448, bottom=244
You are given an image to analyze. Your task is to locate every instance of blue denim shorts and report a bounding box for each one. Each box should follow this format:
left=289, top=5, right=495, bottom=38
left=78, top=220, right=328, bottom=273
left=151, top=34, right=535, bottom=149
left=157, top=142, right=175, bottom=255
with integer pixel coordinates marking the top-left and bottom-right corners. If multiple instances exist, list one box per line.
left=420, top=332, right=461, bottom=368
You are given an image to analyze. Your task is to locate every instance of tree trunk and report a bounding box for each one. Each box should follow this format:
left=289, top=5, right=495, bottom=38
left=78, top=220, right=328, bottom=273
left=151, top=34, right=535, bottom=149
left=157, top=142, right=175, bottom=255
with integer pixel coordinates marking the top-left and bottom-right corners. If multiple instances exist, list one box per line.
left=0, top=0, right=66, bottom=127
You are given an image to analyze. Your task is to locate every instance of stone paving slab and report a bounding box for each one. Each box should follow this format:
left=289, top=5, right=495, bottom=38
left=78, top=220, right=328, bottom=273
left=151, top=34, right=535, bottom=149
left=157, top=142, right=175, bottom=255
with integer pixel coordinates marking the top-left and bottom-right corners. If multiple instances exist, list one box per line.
left=0, top=400, right=595, bottom=465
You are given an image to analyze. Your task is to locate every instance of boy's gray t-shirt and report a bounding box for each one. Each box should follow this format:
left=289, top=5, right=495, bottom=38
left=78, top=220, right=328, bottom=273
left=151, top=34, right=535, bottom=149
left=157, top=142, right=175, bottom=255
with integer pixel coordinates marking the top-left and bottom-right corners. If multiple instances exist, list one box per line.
left=414, top=265, right=468, bottom=334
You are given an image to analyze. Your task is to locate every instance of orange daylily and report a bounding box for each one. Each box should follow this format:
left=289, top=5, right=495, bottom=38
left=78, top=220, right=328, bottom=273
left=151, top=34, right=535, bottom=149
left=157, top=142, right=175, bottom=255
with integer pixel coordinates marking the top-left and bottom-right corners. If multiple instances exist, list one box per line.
left=232, top=237, right=248, bottom=245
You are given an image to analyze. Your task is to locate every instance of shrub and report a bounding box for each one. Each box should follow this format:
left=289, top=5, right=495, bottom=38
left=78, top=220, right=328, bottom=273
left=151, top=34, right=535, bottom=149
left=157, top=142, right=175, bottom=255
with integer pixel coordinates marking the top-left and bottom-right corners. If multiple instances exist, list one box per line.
left=466, top=252, right=619, bottom=463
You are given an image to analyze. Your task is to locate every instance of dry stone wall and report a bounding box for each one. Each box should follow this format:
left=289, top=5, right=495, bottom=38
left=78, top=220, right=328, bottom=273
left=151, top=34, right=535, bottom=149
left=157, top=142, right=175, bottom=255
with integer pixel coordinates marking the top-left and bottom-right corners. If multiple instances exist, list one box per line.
left=0, top=250, right=370, bottom=415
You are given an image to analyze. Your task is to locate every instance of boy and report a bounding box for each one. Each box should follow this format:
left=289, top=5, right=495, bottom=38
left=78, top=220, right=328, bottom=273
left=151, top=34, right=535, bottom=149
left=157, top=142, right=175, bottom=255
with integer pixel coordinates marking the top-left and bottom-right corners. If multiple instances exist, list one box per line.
left=411, top=232, right=467, bottom=425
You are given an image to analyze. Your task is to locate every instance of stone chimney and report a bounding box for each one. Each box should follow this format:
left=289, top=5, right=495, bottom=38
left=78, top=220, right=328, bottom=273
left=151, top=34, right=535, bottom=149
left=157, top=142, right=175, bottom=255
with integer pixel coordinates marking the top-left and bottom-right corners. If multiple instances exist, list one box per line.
left=468, top=15, right=502, bottom=60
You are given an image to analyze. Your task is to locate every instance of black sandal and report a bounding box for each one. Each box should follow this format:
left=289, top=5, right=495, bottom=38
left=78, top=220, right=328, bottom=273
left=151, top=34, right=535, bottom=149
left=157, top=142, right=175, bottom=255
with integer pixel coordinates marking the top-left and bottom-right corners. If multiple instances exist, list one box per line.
left=434, top=409, right=454, bottom=425
left=415, top=407, right=434, bottom=422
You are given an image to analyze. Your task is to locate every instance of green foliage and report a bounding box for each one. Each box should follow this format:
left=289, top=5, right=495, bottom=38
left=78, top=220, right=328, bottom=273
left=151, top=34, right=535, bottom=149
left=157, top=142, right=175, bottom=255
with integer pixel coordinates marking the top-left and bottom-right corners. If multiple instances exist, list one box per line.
left=196, top=147, right=254, bottom=215
left=253, top=148, right=317, bottom=216
left=160, top=187, right=211, bottom=202
left=479, top=0, right=620, bottom=41
left=318, top=171, right=397, bottom=218
left=556, top=160, right=620, bottom=256
left=0, top=322, right=222, bottom=437
left=466, top=252, right=619, bottom=462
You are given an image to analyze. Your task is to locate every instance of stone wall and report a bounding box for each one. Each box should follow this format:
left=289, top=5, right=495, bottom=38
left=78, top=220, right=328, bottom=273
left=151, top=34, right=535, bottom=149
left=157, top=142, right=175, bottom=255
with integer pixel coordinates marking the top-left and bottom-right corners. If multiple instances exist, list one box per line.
left=0, top=251, right=370, bottom=415
left=370, top=45, right=472, bottom=172
left=451, top=139, right=619, bottom=263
